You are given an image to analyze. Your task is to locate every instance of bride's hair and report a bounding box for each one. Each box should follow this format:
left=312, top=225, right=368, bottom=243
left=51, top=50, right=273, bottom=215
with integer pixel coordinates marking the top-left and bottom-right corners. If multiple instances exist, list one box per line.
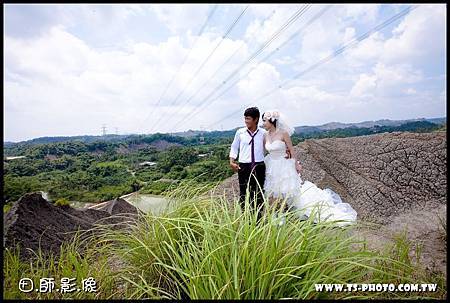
left=262, top=112, right=277, bottom=128
left=263, top=110, right=295, bottom=136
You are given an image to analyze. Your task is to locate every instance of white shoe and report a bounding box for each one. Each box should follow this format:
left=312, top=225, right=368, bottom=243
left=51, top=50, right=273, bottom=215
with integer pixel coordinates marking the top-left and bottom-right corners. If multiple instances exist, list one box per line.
left=272, top=213, right=286, bottom=227
left=278, top=214, right=286, bottom=226
left=271, top=213, right=278, bottom=226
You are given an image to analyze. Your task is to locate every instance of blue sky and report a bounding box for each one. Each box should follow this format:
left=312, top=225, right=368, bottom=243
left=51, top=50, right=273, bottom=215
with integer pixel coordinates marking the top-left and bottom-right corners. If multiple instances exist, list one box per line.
left=4, top=4, right=446, bottom=142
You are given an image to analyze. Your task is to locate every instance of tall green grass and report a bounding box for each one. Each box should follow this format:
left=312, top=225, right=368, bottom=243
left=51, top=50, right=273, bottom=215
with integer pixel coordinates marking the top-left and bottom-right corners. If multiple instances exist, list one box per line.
left=3, top=232, right=118, bottom=299
left=437, top=213, right=447, bottom=246
left=89, top=180, right=446, bottom=299
left=3, top=179, right=447, bottom=299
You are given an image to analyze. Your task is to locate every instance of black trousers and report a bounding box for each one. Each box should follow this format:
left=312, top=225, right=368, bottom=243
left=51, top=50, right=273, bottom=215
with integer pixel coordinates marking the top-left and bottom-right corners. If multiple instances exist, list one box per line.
left=238, top=162, right=266, bottom=216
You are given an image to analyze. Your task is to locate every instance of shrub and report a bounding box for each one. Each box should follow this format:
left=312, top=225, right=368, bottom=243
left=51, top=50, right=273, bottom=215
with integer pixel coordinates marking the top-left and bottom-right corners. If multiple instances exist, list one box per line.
left=54, top=198, right=70, bottom=207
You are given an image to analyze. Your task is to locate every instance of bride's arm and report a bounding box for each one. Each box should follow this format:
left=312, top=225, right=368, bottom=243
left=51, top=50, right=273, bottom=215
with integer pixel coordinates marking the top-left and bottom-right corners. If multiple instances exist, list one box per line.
left=283, top=131, right=302, bottom=173
left=282, top=131, right=296, bottom=160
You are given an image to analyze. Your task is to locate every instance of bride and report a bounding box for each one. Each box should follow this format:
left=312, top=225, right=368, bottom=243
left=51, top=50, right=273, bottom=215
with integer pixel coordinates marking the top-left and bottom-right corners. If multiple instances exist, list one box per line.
left=261, top=110, right=357, bottom=227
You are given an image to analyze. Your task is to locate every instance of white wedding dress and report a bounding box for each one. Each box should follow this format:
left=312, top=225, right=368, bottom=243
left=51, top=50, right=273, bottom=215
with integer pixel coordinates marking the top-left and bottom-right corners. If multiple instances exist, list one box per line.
left=264, top=139, right=357, bottom=227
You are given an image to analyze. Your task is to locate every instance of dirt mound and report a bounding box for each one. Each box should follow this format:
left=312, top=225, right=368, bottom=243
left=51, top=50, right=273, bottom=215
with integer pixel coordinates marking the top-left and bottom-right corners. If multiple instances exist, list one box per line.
left=87, top=197, right=141, bottom=215
left=3, top=192, right=139, bottom=261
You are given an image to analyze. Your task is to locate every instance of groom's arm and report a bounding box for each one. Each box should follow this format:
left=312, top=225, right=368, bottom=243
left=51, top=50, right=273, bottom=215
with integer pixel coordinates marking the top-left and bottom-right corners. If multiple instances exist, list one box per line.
left=263, top=132, right=268, bottom=156
left=229, top=131, right=241, bottom=172
left=229, top=157, right=240, bottom=172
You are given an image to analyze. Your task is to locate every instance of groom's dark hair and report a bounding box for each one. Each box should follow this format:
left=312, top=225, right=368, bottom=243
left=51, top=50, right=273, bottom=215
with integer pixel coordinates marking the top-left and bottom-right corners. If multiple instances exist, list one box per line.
left=244, top=107, right=260, bottom=124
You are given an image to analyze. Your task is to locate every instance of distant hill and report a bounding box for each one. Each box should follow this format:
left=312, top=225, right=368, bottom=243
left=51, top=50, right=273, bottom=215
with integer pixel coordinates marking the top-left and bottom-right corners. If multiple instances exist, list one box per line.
left=171, top=130, right=203, bottom=137
left=4, top=117, right=446, bottom=146
left=166, top=117, right=446, bottom=137
left=294, top=117, right=446, bottom=134
left=4, top=134, right=138, bottom=146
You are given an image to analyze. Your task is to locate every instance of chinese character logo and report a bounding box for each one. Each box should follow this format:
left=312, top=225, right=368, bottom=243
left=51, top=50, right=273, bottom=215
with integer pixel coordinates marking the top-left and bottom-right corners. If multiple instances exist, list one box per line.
left=60, top=277, right=77, bottom=293
left=18, top=278, right=34, bottom=293
left=82, top=277, right=97, bottom=292
left=39, top=277, right=56, bottom=293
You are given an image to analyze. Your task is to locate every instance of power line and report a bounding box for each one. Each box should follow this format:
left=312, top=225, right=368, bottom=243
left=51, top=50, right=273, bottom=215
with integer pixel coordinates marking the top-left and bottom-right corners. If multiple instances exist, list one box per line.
left=221, top=5, right=311, bottom=86
left=171, top=5, right=250, bottom=107
left=173, top=4, right=328, bottom=131
left=136, top=5, right=218, bottom=133
left=205, top=5, right=418, bottom=131
left=169, top=5, right=312, bottom=132
left=146, top=5, right=250, bottom=134
left=269, top=5, right=419, bottom=98
left=164, top=7, right=280, bottom=127
left=175, top=5, right=331, bottom=131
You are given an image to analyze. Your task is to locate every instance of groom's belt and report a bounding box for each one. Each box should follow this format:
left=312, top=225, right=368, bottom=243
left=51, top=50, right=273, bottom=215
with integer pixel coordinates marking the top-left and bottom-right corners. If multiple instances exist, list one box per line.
left=239, top=161, right=265, bottom=165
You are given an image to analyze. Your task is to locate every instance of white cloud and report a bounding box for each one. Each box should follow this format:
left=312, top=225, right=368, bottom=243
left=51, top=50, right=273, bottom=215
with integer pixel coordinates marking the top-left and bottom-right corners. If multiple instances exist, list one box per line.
left=237, top=62, right=281, bottom=101
left=349, top=63, right=423, bottom=99
left=342, top=27, right=356, bottom=44
left=340, top=3, right=379, bottom=23
left=245, top=6, right=290, bottom=44
left=4, top=4, right=446, bottom=141
left=293, top=4, right=380, bottom=69
left=151, top=4, right=211, bottom=34
left=344, top=4, right=446, bottom=69
left=5, top=25, right=90, bottom=78
left=4, top=22, right=249, bottom=140
left=344, top=31, right=385, bottom=66
left=404, top=88, right=417, bottom=95
left=283, top=84, right=339, bottom=106
left=274, top=56, right=296, bottom=65
left=373, top=63, right=423, bottom=85
left=244, top=4, right=316, bottom=55
left=248, top=3, right=279, bottom=19
left=382, top=4, right=446, bottom=64
left=350, top=73, right=377, bottom=98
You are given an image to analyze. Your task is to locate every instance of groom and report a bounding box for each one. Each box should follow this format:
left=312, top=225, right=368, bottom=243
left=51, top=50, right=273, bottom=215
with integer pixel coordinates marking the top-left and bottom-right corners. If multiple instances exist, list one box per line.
left=229, top=107, right=267, bottom=219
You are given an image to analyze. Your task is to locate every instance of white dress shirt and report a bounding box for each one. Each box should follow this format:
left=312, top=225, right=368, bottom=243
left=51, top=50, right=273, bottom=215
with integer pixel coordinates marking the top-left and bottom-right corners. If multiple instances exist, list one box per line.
left=229, top=127, right=267, bottom=163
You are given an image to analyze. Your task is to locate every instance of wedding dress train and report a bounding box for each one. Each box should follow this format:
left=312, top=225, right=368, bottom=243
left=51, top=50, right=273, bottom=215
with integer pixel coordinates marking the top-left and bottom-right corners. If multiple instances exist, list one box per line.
left=264, top=139, right=357, bottom=227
